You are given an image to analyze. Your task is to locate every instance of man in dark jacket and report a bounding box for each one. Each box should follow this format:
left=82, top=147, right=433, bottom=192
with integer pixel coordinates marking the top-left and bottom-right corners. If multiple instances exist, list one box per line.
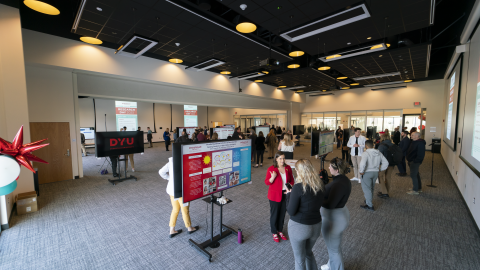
left=335, top=126, right=343, bottom=149
left=175, top=131, right=190, bottom=143
left=197, top=129, right=206, bottom=141
left=406, top=132, right=425, bottom=195
left=397, top=131, right=410, bottom=176
left=377, top=134, right=394, bottom=198
left=232, top=127, right=242, bottom=140
left=393, top=127, right=401, bottom=145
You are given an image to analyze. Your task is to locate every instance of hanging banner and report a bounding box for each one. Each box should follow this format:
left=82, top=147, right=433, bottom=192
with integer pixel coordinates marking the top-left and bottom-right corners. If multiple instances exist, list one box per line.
left=115, top=101, right=138, bottom=131
left=184, top=105, right=198, bottom=127
left=446, top=73, right=455, bottom=140
left=472, top=61, right=480, bottom=162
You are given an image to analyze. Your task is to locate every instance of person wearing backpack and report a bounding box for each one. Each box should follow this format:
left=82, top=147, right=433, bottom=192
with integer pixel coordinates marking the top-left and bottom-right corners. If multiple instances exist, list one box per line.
left=377, top=134, right=396, bottom=198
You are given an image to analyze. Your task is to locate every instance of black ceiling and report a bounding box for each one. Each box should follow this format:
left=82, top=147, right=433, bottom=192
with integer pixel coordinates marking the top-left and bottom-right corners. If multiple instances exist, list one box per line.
left=3, top=0, right=477, bottom=93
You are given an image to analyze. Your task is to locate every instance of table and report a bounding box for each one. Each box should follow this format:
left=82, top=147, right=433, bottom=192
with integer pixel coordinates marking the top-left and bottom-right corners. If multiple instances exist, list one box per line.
left=285, top=159, right=298, bottom=168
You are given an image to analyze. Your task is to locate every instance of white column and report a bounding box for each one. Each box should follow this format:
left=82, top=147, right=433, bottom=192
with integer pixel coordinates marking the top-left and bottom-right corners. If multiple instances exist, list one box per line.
left=0, top=4, right=34, bottom=229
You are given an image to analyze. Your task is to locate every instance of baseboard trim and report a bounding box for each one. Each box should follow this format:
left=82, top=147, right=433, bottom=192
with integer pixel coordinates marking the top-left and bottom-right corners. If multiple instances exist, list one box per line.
left=439, top=156, right=480, bottom=238
left=1, top=223, right=8, bottom=230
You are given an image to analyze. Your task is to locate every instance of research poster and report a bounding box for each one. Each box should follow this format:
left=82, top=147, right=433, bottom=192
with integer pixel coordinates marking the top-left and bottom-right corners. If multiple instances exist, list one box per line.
left=214, top=127, right=235, bottom=139
left=115, top=101, right=138, bottom=131
left=184, top=105, right=198, bottom=127
left=318, top=131, right=334, bottom=156
left=446, top=73, right=455, bottom=140
left=181, top=140, right=252, bottom=203
left=472, top=60, right=480, bottom=162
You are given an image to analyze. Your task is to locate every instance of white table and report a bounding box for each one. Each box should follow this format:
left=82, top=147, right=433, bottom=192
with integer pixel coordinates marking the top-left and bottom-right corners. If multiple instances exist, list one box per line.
left=285, top=159, right=298, bottom=169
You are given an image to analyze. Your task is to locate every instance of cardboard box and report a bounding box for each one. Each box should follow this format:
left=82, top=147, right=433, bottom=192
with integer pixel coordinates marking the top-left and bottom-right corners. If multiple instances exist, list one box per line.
left=17, top=191, right=38, bottom=215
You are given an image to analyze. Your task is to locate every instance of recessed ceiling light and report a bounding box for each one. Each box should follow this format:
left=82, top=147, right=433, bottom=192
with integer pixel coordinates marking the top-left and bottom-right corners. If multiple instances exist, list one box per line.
left=350, top=83, right=359, bottom=85
left=322, top=89, right=327, bottom=92
left=80, top=37, right=102, bottom=45
left=220, top=71, right=231, bottom=75
left=347, top=42, right=351, bottom=45
left=379, top=55, right=383, bottom=57
left=289, top=51, right=305, bottom=57
left=337, top=77, right=347, bottom=79
left=278, top=86, right=287, bottom=88
left=326, top=54, right=341, bottom=60
left=367, top=37, right=371, bottom=39
left=254, top=80, right=263, bottom=82
left=261, top=70, right=269, bottom=74
left=112, top=32, right=117, bottom=35
left=169, top=58, right=183, bottom=63
left=96, top=7, right=102, bottom=11
left=318, top=66, right=330, bottom=70
left=404, top=80, right=412, bottom=82
left=288, top=64, right=300, bottom=69
left=341, top=87, right=350, bottom=89
left=296, top=90, right=304, bottom=93
left=24, top=0, right=60, bottom=15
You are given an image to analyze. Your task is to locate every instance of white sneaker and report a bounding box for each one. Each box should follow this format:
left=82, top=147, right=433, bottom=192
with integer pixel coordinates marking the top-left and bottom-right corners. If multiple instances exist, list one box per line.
left=321, top=264, right=330, bottom=270
left=350, top=178, right=357, bottom=181
left=132, top=169, right=135, bottom=172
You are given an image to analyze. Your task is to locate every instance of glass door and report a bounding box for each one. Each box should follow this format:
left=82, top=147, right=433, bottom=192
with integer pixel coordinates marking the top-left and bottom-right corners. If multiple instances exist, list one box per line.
left=403, top=114, right=421, bottom=133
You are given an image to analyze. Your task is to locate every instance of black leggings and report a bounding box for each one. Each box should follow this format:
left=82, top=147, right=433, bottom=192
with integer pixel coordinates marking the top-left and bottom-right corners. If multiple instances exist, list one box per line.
left=256, top=150, right=264, bottom=164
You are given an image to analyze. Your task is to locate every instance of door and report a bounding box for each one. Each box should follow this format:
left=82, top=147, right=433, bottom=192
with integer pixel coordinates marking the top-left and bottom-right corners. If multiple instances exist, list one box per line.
left=30, top=122, right=73, bottom=184
left=403, top=114, right=421, bottom=133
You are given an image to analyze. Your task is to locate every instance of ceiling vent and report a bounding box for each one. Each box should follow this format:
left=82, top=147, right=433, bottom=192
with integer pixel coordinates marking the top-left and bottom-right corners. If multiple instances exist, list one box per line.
left=309, top=93, right=334, bottom=97
left=280, top=4, right=371, bottom=42
left=364, top=81, right=406, bottom=87
left=280, top=86, right=306, bottom=91
left=371, top=84, right=407, bottom=91
left=319, top=43, right=387, bottom=62
left=114, top=34, right=158, bottom=59
left=185, top=58, right=225, bottom=71
left=235, top=72, right=266, bottom=80
left=353, top=72, right=400, bottom=81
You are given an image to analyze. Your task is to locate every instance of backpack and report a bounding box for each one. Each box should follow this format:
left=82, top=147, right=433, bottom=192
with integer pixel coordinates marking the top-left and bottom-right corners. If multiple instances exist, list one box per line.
left=382, top=143, right=402, bottom=166
left=319, top=169, right=329, bottom=185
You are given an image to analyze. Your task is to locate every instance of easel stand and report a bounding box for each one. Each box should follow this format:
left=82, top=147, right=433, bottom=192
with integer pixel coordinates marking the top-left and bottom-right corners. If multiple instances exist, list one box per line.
left=108, top=156, right=137, bottom=185
left=189, top=192, right=237, bottom=262
left=319, top=154, right=328, bottom=171
left=427, top=149, right=437, bottom=188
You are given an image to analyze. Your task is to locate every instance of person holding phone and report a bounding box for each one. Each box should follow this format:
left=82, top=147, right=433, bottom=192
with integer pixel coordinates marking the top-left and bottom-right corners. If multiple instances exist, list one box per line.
left=264, top=151, right=294, bottom=243
left=286, top=159, right=325, bottom=269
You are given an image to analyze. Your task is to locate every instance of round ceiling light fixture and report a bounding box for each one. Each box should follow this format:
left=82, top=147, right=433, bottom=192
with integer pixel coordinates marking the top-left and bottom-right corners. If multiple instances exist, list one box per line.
left=322, top=90, right=327, bottom=92
left=318, top=66, right=330, bottom=70
left=404, top=80, right=412, bottom=82
left=296, top=90, right=304, bottom=93
left=289, top=51, right=304, bottom=57
left=80, top=37, right=103, bottom=45
left=326, top=54, right=341, bottom=60
left=341, top=87, right=350, bottom=89
left=370, top=43, right=391, bottom=50
left=169, top=58, right=183, bottom=64
left=254, top=80, right=263, bottom=82
left=220, top=71, right=231, bottom=75
left=288, top=64, right=300, bottom=69
left=24, top=0, right=60, bottom=15
left=337, top=77, right=347, bottom=79
left=278, top=86, right=286, bottom=88
left=350, top=83, right=359, bottom=85
left=234, top=15, right=257, bottom=33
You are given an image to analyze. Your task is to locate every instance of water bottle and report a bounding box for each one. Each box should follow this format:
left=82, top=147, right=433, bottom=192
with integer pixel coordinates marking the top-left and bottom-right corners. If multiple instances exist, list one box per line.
left=238, top=229, right=243, bottom=244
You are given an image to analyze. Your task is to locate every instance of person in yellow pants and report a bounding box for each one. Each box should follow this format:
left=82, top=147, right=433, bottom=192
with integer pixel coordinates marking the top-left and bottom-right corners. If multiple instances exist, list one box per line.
left=159, top=157, right=199, bottom=238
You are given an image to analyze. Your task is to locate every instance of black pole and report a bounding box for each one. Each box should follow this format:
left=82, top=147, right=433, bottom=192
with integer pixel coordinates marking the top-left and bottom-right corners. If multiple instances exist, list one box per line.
left=219, top=191, right=223, bottom=234
left=210, top=195, right=214, bottom=243
left=105, top=114, right=107, bottom=132
left=427, top=150, right=437, bottom=187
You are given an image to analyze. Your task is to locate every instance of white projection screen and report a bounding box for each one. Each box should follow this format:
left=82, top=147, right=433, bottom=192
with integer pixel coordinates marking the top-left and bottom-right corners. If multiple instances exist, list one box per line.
left=443, top=56, right=462, bottom=151
left=460, top=26, right=480, bottom=177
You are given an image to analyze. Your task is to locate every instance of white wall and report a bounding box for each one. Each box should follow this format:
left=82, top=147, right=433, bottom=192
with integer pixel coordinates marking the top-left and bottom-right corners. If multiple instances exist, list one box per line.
left=303, top=80, right=445, bottom=150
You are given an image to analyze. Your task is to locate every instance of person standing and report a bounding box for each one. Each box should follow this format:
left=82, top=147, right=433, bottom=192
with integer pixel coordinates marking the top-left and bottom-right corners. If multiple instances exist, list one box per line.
left=278, top=134, right=295, bottom=152
left=347, top=128, right=366, bottom=182
left=173, top=129, right=178, bottom=142
left=358, top=140, right=388, bottom=211
left=264, top=151, right=294, bottom=243
left=267, top=129, right=277, bottom=159
left=377, top=134, right=395, bottom=198
left=210, top=132, right=218, bottom=141
left=163, top=128, right=171, bottom=151
left=335, top=126, right=343, bottom=149
left=397, top=131, right=410, bottom=176
left=321, top=158, right=352, bottom=270
left=197, top=129, right=206, bottom=141
left=254, top=131, right=265, bottom=168
left=406, top=132, right=426, bottom=195
left=341, top=129, right=350, bottom=165
left=204, top=126, right=208, bottom=135
left=137, top=127, right=141, bottom=131
left=393, top=127, right=401, bottom=145
left=176, top=131, right=190, bottom=143
left=159, top=157, right=199, bottom=237
left=232, top=127, right=242, bottom=140
left=80, top=132, right=87, bottom=156
left=120, top=127, right=135, bottom=172
left=147, top=127, right=153, bottom=148
left=286, top=159, right=325, bottom=269
left=250, top=129, right=257, bottom=163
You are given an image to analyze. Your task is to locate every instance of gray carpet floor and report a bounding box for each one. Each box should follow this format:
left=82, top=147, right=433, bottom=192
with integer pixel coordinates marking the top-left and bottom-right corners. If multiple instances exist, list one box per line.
left=1, top=142, right=479, bottom=270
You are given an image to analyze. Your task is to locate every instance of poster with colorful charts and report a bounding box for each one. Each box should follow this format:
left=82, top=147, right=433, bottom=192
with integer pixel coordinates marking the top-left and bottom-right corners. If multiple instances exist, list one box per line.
left=181, top=140, right=252, bottom=203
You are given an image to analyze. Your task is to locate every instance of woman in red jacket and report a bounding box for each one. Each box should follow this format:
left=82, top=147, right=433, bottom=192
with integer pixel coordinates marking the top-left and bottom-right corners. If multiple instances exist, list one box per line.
left=265, top=151, right=295, bottom=243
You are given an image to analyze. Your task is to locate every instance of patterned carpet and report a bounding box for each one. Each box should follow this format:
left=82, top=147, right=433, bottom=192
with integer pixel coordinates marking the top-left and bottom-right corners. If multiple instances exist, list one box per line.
left=0, top=142, right=479, bottom=270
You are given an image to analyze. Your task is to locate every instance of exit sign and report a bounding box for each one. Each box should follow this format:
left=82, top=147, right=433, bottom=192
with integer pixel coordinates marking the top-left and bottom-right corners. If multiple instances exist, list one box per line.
left=414, top=102, right=420, bottom=106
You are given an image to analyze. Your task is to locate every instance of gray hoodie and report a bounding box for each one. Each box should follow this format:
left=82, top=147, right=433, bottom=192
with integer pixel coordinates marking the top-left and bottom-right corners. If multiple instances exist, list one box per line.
left=359, top=148, right=389, bottom=173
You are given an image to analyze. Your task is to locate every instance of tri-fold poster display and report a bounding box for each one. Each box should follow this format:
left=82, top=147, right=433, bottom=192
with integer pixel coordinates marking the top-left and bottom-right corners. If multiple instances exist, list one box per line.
left=173, top=140, right=252, bottom=203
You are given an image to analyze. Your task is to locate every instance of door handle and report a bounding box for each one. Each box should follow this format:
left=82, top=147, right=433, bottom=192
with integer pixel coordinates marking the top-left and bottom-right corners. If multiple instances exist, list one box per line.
left=65, top=149, right=70, bottom=157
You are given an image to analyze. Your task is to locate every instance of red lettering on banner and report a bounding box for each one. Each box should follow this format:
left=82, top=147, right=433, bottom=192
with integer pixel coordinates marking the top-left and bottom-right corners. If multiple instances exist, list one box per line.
left=127, top=138, right=134, bottom=145
left=184, top=110, right=197, bottom=116
left=116, top=107, right=137, bottom=115
left=110, top=139, right=118, bottom=146
left=119, top=138, right=125, bottom=145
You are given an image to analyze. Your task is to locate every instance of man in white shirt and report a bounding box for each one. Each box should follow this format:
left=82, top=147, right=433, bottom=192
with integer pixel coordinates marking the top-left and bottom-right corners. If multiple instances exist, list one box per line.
left=347, top=128, right=366, bottom=182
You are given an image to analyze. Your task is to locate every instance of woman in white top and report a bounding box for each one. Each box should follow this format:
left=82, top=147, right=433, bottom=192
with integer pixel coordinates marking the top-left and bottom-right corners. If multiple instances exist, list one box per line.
left=159, top=157, right=199, bottom=238
left=278, top=134, right=295, bottom=152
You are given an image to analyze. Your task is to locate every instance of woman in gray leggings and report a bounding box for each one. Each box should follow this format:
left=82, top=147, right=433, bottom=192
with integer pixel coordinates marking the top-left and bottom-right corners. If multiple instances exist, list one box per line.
left=320, top=158, right=352, bottom=270
left=286, top=159, right=325, bottom=270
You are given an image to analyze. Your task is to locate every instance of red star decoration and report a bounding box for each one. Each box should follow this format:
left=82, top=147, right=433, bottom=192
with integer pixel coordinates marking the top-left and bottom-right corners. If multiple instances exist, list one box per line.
left=0, top=126, right=49, bottom=173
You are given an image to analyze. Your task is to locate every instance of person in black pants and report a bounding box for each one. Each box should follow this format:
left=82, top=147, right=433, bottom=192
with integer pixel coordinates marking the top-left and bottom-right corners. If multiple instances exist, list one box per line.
left=255, top=131, right=266, bottom=168
left=321, top=157, right=352, bottom=270
left=397, top=131, right=410, bottom=176
left=406, top=132, right=425, bottom=195
left=335, top=126, right=343, bottom=149
left=250, top=129, right=257, bottom=163
left=341, top=129, right=351, bottom=165
left=163, top=128, right=171, bottom=151
left=286, top=159, right=325, bottom=269
left=109, top=155, right=119, bottom=177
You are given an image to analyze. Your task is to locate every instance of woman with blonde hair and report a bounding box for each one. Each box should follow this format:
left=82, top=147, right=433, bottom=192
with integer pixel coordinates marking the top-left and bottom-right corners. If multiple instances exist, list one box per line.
left=286, top=159, right=325, bottom=269
left=267, top=129, right=277, bottom=159
left=321, top=158, right=352, bottom=270
left=278, top=132, right=295, bottom=152
left=211, top=132, right=218, bottom=141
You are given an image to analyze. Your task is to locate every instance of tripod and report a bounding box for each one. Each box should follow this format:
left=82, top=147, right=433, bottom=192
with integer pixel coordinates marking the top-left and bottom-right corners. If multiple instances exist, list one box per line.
left=427, top=143, right=437, bottom=188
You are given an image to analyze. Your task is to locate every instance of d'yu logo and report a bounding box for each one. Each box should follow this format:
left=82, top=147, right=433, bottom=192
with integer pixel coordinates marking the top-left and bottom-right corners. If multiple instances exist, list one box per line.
left=109, top=137, right=134, bottom=149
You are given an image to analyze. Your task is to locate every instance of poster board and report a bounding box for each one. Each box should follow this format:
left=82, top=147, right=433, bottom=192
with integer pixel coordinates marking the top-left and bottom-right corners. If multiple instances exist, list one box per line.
left=173, top=140, right=252, bottom=203
left=443, top=55, right=462, bottom=151
left=115, top=101, right=138, bottom=131
left=80, top=127, right=95, bottom=140
left=213, top=127, right=235, bottom=140
left=254, top=126, right=270, bottom=137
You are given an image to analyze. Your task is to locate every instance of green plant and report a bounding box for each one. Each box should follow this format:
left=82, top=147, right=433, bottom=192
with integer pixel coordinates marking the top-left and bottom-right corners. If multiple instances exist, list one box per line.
left=307, top=126, right=312, bottom=133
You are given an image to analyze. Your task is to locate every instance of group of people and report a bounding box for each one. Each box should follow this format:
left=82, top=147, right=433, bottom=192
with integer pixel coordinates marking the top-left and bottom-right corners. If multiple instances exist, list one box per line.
left=252, top=127, right=295, bottom=168
left=265, top=151, right=352, bottom=270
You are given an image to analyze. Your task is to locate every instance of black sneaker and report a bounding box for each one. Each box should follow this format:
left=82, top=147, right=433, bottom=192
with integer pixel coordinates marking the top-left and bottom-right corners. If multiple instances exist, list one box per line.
left=377, top=194, right=390, bottom=199
left=360, top=204, right=375, bottom=211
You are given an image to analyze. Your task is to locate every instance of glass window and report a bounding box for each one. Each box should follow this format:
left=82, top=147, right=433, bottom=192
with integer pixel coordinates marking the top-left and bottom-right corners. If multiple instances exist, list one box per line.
left=336, top=112, right=351, bottom=131
left=312, top=113, right=323, bottom=131
left=277, top=114, right=286, bottom=130
left=384, top=110, right=402, bottom=135
left=301, top=113, right=311, bottom=133
left=351, top=111, right=366, bottom=131
left=366, top=110, right=383, bottom=139
left=324, top=112, right=336, bottom=131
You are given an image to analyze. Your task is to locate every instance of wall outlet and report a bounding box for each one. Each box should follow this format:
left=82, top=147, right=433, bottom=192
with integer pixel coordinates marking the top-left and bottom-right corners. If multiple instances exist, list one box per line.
left=456, top=171, right=458, bottom=175
left=474, top=198, right=476, bottom=204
